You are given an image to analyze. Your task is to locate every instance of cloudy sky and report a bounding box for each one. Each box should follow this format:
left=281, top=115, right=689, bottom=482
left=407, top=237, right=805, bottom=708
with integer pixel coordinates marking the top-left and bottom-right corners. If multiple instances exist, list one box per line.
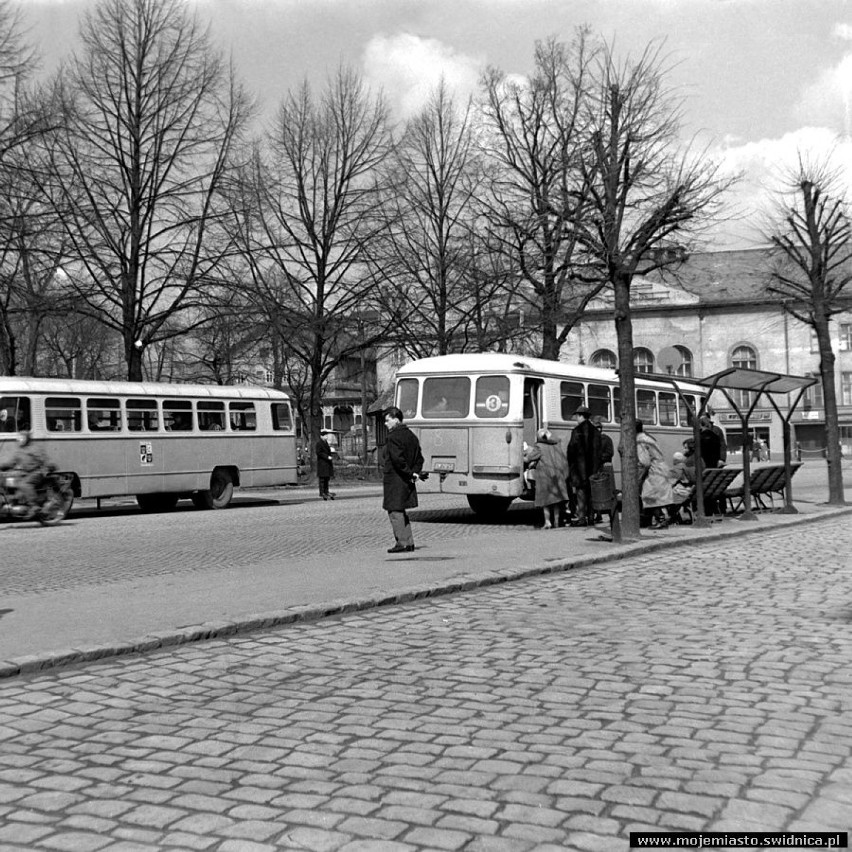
left=21, top=0, right=852, bottom=249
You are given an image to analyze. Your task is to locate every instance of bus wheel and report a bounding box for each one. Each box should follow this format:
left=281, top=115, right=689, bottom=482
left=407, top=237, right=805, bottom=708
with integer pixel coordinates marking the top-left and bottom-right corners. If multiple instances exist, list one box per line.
left=194, top=469, right=234, bottom=510
left=466, top=495, right=514, bottom=517
left=136, top=493, right=179, bottom=513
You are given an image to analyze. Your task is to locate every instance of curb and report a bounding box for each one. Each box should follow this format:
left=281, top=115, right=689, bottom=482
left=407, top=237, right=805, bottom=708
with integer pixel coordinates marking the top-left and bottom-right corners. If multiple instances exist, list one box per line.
left=2, top=506, right=850, bottom=681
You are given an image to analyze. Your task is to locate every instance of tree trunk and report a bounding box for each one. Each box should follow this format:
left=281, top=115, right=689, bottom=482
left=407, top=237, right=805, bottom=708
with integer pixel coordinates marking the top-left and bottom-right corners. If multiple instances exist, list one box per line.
left=126, top=337, right=144, bottom=382
left=815, top=321, right=846, bottom=504
left=613, top=271, right=641, bottom=540
left=539, top=316, right=560, bottom=361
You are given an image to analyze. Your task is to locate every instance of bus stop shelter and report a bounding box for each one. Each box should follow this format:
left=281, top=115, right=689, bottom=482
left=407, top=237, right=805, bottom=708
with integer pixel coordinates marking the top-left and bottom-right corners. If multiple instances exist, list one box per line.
left=694, top=367, right=817, bottom=521
left=649, top=366, right=816, bottom=525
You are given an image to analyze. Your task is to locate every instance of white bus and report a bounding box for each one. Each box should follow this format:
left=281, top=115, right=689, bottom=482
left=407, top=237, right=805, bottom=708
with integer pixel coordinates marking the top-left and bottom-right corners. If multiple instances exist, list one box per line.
left=0, top=378, right=298, bottom=513
left=393, top=353, right=706, bottom=516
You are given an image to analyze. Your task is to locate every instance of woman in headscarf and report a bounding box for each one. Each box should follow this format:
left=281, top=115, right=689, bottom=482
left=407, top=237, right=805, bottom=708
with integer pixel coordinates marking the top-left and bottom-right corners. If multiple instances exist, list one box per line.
left=636, top=421, right=674, bottom=529
left=533, top=428, right=570, bottom=529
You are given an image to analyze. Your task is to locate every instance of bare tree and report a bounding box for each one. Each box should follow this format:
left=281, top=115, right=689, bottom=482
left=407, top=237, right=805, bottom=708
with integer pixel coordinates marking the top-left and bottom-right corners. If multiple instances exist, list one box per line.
left=375, top=80, right=511, bottom=356
left=226, top=67, right=394, bottom=448
left=478, top=34, right=604, bottom=360
left=578, top=41, right=735, bottom=540
left=36, top=0, right=252, bottom=381
left=0, top=1, right=65, bottom=376
left=763, top=154, right=850, bottom=505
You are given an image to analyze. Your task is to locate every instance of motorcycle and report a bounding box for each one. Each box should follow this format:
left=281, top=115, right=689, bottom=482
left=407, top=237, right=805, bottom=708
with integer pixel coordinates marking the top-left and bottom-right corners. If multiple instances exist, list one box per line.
left=0, top=470, right=74, bottom=526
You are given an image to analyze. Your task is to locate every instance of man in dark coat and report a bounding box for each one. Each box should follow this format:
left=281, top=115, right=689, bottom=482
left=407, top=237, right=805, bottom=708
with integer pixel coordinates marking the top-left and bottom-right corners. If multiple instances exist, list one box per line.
left=383, top=406, right=424, bottom=553
left=315, top=430, right=336, bottom=500
left=567, top=405, right=602, bottom=526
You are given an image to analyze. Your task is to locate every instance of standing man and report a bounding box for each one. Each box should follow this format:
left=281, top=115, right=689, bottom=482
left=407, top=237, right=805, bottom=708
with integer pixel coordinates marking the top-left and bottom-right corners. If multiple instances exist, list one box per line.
left=567, top=405, right=602, bottom=526
left=315, top=429, right=336, bottom=501
left=383, top=406, right=424, bottom=553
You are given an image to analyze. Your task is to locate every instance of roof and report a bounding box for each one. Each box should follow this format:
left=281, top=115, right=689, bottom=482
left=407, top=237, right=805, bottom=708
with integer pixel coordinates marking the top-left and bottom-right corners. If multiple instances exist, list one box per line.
left=665, top=248, right=777, bottom=305
left=395, top=353, right=706, bottom=393
left=0, top=376, right=290, bottom=400
left=697, top=367, right=817, bottom=395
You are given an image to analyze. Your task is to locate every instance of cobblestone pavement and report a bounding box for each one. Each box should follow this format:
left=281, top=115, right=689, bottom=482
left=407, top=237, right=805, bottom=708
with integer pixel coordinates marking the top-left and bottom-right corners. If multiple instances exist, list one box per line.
left=0, top=492, right=536, bottom=597
left=0, top=516, right=850, bottom=851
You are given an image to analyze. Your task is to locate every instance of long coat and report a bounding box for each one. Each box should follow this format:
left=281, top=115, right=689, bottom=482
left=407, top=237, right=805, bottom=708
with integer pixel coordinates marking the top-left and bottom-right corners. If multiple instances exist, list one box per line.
left=637, top=432, right=674, bottom=508
left=567, top=419, right=602, bottom=486
left=533, top=436, right=570, bottom=508
left=315, top=437, right=335, bottom=479
left=383, top=424, right=424, bottom=511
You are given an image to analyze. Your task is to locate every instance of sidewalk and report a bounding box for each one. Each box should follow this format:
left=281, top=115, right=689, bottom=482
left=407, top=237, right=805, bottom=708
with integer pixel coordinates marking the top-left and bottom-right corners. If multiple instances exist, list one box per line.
left=2, top=485, right=850, bottom=680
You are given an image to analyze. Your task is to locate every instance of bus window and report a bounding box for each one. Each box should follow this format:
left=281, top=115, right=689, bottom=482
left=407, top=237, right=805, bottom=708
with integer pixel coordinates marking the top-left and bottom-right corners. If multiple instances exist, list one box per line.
left=588, top=384, right=611, bottom=421
left=164, top=399, right=193, bottom=431
left=613, top=387, right=621, bottom=421
left=127, top=399, right=159, bottom=432
left=271, top=401, right=293, bottom=431
left=422, top=377, right=470, bottom=418
left=474, top=376, right=509, bottom=418
left=560, top=382, right=584, bottom=420
left=0, top=396, right=32, bottom=432
left=229, top=401, right=257, bottom=431
left=636, top=390, right=657, bottom=425
left=396, top=378, right=418, bottom=420
left=680, top=394, right=699, bottom=426
left=87, top=398, right=122, bottom=431
left=198, top=401, right=226, bottom=431
left=659, top=391, right=678, bottom=426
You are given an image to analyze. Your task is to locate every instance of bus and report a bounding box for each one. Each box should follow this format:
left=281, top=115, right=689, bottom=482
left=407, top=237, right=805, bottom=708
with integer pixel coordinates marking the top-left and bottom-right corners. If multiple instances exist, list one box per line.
left=393, top=353, right=707, bottom=516
left=0, top=378, right=298, bottom=514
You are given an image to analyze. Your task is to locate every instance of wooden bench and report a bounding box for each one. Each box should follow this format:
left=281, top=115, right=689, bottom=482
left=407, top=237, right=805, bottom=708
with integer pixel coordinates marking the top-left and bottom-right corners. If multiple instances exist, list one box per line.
left=699, top=466, right=741, bottom=516
left=725, top=462, right=802, bottom=512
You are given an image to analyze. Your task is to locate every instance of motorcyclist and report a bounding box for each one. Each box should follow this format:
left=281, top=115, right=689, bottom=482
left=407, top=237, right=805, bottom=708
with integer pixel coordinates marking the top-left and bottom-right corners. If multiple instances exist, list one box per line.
left=0, top=431, right=56, bottom=513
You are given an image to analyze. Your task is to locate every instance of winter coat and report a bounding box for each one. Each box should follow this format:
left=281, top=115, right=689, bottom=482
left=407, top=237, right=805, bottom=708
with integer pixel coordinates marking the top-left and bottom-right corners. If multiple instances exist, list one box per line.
left=699, top=427, right=723, bottom=469
left=567, top=419, right=602, bottom=486
left=533, top=436, right=570, bottom=508
left=315, top=438, right=335, bottom=479
left=383, top=424, right=424, bottom=511
left=668, top=459, right=695, bottom=503
left=636, top=432, right=674, bottom=509
left=599, top=432, right=614, bottom=466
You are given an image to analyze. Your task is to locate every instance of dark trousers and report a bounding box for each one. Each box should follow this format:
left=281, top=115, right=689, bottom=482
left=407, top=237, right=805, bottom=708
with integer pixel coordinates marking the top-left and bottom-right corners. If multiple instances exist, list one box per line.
left=318, top=476, right=330, bottom=497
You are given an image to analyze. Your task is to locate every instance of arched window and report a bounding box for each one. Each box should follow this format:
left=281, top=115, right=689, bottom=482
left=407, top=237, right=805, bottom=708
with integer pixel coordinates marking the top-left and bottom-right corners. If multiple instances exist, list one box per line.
left=633, top=347, right=655, bottom=374
left=591, top=349, right=617, bottom=370
left=731, top=344, right=758, bottom=407
left=731, top=344, right=757, bottom=370
left=675, top=345, right=693, bottom=377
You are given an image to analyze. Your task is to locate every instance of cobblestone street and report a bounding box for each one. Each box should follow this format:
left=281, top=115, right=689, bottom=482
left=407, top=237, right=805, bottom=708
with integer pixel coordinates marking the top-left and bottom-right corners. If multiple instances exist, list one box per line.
left=1, top=515, right=851, bottom=851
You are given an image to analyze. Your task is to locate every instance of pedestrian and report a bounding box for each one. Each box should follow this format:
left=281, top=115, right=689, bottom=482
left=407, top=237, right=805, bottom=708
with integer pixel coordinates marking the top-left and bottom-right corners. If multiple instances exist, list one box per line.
left=315, top=430, right=336, bottom=501
left=636, top=420, right=673, bottom=529
left=668, top=450, right=695, bottom=522
left=567, top=405, right=602, bottom=526
left=592, top=416, right=614, bottom=470
left=590, top=415, right=615, bottom=524
left=532, top=428, right=570, bottom=529
left=699, top=415, right=723, bottom=469
left=383, top=407, right=424, bottom=553
left=706, top=411, right=727, bottom=464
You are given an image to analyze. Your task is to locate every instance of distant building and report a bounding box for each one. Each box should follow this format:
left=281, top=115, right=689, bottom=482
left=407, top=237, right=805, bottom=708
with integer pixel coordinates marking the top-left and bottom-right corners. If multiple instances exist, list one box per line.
left=558, top=248, right=852, bottom=458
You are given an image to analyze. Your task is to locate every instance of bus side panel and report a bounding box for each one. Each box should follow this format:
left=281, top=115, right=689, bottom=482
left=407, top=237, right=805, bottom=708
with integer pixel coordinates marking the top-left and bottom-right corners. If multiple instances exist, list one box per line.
left=126, top=436, right=167, bottom=496
left=470, top=423, right=521, bottom=476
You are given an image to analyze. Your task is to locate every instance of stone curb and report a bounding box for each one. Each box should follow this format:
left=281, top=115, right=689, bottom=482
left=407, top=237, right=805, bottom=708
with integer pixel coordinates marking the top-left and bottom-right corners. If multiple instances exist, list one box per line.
left=2, top=506, right=850, bottom=681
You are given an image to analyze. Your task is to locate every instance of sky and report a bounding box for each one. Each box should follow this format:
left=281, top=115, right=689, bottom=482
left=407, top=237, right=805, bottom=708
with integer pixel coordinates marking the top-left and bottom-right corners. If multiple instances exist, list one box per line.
left=19, top=0, right=852, bottom=250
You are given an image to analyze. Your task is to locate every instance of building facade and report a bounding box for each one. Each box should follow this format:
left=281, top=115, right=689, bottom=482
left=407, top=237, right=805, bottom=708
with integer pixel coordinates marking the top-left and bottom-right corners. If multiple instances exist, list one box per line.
left=558, top=249, right=852, bottom=459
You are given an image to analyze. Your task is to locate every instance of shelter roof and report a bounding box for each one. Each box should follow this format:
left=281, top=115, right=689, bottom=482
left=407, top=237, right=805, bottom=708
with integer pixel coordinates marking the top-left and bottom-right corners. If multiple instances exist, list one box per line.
left=696, top=367, right=816, bottom=395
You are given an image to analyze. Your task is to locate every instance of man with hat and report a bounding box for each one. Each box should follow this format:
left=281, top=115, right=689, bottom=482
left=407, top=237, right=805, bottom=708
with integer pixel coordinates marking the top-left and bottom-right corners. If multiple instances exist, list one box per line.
left=315, top=429, right=336, bottom=501
left=567, top=404, right=602, bottom=526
